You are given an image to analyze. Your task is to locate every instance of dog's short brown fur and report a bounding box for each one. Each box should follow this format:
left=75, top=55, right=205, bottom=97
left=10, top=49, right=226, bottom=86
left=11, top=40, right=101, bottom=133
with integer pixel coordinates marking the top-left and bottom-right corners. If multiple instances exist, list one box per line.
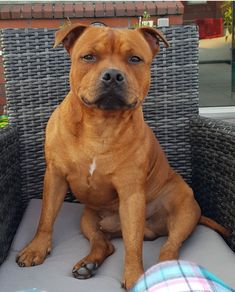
left=16, top=24, right=229, bottom=290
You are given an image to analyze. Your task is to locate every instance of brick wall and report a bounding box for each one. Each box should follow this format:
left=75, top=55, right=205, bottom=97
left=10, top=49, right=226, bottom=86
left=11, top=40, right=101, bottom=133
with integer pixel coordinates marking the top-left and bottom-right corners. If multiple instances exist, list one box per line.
left=0, top=2, right=183, bottom=23
left=0, top=1, right=184, bottom=28
left=0, top=1, right=184, bottom=112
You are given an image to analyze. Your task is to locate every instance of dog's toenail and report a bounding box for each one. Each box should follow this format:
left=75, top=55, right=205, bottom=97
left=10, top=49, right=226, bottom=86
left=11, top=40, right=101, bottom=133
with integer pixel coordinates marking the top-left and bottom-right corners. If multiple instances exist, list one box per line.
left=72, top=268, right=77, bottom=273
left=88, top=262, right=98, bottom=274
left=86, top=263, right=97, bottom=271
left=73, top=267, right=91, bottom=279
left=78, top=267, right=89, bottom=275
left=18, top=262, right=25, bottom=267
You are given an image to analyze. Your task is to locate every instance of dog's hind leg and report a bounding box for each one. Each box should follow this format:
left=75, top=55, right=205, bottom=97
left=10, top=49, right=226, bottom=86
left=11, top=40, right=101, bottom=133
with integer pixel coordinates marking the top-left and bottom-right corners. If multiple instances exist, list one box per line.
left=158, top=190, right=201, bottom=262
left=72, top=207, right=114, bottom=279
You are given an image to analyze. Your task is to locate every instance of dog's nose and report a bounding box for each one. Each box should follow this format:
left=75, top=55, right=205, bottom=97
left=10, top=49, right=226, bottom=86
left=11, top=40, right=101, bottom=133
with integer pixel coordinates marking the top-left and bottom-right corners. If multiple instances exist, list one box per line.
left=101, top=69, right=125, bottom=85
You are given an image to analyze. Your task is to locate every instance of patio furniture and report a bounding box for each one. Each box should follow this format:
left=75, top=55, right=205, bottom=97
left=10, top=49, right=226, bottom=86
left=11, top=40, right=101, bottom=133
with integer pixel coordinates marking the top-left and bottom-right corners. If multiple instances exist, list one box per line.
left=0, top=25, right=234, bottom=292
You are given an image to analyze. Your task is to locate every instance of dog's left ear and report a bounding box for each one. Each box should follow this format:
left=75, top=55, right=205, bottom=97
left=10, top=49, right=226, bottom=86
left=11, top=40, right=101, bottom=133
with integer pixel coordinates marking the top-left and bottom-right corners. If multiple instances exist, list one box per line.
left=138, top=27, right=170, bottom=57
left=54, top=23, right=88, bottom=54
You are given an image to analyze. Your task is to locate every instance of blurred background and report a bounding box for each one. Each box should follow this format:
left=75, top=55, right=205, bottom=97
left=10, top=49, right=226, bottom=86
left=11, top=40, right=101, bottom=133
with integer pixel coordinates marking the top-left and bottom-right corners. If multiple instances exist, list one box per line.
left=0, top=0, right=234, bottom=121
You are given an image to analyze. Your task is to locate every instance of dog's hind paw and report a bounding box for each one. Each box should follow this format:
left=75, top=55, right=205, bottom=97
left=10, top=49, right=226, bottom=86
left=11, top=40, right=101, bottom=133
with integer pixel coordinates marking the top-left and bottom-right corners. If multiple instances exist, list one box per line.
left=72, top=262, right=98, bottom=279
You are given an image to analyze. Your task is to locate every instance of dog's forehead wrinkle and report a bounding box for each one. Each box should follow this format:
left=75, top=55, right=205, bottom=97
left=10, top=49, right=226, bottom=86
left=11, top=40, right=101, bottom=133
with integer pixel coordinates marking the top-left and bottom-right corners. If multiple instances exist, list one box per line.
left=115, top=32, right=149, bottom=57
left=96, top=30, right=117, bottom=54
left=80, top=28, right=146, bottom=57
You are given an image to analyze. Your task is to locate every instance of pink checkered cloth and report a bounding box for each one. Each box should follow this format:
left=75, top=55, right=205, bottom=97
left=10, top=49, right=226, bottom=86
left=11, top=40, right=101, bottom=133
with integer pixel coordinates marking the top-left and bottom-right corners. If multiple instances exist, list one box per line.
left=131, top=260, right=234, bottom=292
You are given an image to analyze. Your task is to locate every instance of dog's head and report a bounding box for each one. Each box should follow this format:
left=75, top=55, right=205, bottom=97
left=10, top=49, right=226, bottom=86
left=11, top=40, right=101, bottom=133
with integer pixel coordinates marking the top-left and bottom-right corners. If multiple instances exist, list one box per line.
left=54, top=23, right=169, bottom=111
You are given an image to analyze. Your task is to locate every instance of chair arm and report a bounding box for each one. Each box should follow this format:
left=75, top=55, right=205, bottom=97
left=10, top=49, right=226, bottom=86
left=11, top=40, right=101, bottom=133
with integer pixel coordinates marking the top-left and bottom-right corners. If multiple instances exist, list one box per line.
left=190, top=116, right=235, bottom=252
left=0, top=125, right=23, bottom=264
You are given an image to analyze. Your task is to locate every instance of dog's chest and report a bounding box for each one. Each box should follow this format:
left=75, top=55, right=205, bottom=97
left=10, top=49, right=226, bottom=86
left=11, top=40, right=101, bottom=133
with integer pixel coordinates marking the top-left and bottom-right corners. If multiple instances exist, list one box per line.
left=88, top=157, right=97, bottom=176
left=66, top=154, right=117, bottom=206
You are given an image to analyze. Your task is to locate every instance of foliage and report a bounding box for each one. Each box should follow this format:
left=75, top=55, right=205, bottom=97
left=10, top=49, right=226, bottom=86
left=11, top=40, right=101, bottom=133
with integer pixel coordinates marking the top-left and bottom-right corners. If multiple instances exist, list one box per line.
left=142, top=11, right=151, bottom=21
left=60, top=17, right=72, bottom=29
left=0, top=115, right=8, bottom=128
left=132, top=11, right=154, bottom=29
left=221, top=1, right=232, bottom=40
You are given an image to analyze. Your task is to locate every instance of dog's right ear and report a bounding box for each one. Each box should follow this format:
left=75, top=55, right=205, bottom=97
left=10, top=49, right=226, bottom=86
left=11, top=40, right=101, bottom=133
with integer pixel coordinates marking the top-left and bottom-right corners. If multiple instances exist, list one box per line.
left=53, top=23, right=87, bottom=54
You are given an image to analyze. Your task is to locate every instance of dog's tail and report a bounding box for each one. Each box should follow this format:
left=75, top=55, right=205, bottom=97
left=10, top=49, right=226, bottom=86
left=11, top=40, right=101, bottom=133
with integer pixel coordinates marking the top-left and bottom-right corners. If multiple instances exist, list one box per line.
left=199, top=216, right=231, bottom=237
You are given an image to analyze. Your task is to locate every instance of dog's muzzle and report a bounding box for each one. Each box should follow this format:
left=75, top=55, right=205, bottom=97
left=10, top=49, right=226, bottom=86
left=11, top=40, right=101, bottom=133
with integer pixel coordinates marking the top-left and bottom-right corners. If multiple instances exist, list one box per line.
left=82, top=69, right=137, bottom=110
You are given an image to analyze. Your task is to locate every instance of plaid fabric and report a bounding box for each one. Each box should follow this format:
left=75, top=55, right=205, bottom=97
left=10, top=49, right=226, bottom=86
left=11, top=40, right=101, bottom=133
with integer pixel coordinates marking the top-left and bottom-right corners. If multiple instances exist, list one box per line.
left=131, top=260, right=235, bottom=292
left=16, top=288, right=47, bottom=292
left=17, top=289, right=47, bottom=292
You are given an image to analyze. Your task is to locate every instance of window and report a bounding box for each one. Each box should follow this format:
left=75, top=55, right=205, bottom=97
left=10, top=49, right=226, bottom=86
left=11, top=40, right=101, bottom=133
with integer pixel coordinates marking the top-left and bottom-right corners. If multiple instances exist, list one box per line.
left=184, top=1, right=235, bottom=113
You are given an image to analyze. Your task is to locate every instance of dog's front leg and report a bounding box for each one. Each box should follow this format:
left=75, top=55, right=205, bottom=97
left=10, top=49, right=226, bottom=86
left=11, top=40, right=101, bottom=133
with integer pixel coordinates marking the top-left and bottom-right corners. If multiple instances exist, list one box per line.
left=16, top=164, right=68, bottom=267
left=118, top=185, right=145, bottom=290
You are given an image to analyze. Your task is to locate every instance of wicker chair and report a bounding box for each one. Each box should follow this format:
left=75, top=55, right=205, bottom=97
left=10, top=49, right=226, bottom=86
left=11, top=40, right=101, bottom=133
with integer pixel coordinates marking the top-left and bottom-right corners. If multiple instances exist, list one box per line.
left=0, top=26, right=234, bottom=291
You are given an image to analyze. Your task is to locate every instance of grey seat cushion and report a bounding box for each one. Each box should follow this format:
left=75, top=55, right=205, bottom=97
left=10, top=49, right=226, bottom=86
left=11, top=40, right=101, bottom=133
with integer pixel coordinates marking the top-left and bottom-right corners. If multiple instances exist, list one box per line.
left=0, top=199, right=235, bottom=292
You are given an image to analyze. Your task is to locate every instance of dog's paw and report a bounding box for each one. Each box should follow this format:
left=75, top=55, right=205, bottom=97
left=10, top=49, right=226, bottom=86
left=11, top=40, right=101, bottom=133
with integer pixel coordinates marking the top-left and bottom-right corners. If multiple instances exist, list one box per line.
left=16, top=240, right=51, bottom=267
left=72, top=239, right=114, bottom=279
left=121, top=278, right=136, bottom=291
left=72, top=262, right=98, bottom=279
left=121, top=268, right=143, bottom=291
left=158, top=242, right=179, bottom=262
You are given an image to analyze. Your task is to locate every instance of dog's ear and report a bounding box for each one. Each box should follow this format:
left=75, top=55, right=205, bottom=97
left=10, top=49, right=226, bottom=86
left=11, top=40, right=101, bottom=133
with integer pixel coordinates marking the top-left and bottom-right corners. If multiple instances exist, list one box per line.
left=54, top=23, right=87, bottom=53
left=138, top=27, right=169, bottom=57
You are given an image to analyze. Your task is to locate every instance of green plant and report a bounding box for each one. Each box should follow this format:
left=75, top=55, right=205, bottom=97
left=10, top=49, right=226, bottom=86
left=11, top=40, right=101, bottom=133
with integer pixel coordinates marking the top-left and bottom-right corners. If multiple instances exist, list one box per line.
left=131, top=11, right=154, bottom=29
left=60, top=17, right=72, bottom=29
left=142, top=11, right=151, bottom=21
left=221, top=1, right=232, bottom=40
left=0, top=115, right=8, bottom=128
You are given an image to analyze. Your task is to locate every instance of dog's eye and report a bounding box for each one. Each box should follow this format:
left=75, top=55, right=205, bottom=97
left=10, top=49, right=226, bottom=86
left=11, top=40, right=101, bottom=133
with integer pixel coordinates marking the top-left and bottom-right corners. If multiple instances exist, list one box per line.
left=82, top=54, right=96, bottom=62
left=129, top=56, right=142, bottom=64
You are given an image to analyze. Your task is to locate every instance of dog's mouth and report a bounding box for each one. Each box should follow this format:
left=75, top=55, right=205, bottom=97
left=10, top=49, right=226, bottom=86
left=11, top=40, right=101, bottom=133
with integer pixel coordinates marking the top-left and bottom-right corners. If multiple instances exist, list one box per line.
left=81, top=96, right=94, bottom=107
left=81, top=94, right=137, bottom=111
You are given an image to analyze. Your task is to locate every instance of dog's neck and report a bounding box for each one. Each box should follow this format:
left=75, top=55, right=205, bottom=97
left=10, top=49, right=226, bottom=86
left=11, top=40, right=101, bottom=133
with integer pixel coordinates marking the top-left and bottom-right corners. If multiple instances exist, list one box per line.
left=62, top=92, right=146, bottom=144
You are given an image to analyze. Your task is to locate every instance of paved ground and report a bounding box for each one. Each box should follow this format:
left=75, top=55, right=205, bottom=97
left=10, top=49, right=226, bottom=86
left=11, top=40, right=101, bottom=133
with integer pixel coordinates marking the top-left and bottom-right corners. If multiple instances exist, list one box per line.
left=199, top=63, right=235, bottom=107
left=199, top=36, right=235, bottom=107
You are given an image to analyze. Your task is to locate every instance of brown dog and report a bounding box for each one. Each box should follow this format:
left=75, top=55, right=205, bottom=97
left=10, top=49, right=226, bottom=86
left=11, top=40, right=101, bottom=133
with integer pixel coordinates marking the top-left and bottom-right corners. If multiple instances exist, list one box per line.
left=16, top=24, right=229, bottom=290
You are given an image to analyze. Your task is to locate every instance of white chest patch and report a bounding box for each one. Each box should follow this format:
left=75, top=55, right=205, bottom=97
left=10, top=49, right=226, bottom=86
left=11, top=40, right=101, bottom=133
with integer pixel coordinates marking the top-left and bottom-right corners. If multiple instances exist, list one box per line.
left=89, top=158, right=96, bottom=176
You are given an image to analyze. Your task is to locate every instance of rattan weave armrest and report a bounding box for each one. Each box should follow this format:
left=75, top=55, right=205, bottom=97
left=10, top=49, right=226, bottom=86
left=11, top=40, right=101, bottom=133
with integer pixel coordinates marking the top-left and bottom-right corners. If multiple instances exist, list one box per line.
left=190, top=116, right=235, bottom=252
left=0, top=125, right=23, bottom=264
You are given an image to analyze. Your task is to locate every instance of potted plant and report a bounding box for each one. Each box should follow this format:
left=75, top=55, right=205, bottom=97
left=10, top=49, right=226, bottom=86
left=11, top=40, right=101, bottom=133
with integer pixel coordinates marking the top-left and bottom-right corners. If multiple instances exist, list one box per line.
left=140, top=11, right=154, bottom=27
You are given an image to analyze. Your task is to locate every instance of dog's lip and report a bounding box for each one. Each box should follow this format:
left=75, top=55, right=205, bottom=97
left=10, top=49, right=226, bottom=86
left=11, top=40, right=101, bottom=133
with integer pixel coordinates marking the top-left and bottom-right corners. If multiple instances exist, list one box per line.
left=95, top=94, right=126, bottom=106
left=81, top=96, right=93, bottom=107
left=128, top=101, right=138, bottom=108
left=81, top=95, right=138, bottom=110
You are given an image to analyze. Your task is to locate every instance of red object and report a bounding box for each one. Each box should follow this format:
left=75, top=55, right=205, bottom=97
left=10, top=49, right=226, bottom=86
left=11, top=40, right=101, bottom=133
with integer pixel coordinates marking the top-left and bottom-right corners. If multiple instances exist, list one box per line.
left=196, top=18, right=223, bottom=39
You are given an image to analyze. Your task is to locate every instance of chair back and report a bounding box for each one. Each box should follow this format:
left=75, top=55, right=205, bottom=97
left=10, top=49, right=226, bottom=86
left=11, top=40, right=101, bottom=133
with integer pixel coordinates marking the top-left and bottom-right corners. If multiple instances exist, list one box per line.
left=0, top=25, right=199, bottom=203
